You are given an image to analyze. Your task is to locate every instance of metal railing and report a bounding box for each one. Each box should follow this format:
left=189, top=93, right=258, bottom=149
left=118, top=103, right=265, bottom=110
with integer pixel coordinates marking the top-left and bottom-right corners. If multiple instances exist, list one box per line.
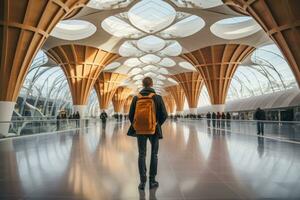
left=178, top=118, right=300, bottom=142
left=0, top=118, right=102, bottom=138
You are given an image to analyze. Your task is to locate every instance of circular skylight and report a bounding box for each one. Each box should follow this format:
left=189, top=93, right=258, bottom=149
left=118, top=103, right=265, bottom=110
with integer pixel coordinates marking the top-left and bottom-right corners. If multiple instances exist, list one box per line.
left=158, top=15, right=205, bottom=38
left=51, top=20, right=96, bottom=41
left=159, top=41, right=182, bottom=56
left=210, top=17, right=262, bottom=40
left=179, top=61, right=196, bottom=70
left=119, top=41, right=144, bottom=57
left=101, top=16, right=144, bottom=38
left=159, top=58, right=176, bottom=67
left=105, top=62, right=121, bottom=70
left=143, top=65, right=159, bottom=71
left=140, top=54, right=161, bottom=64
left=128, top=0, right=176, bottom=33
left=124, top=58, right=142, bottom=67
left=137, top=35, right=166, bottom=53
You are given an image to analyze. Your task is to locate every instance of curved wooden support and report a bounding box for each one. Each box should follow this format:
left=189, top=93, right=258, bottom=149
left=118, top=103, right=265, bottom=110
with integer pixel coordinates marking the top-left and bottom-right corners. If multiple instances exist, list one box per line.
left=123, top=95, right=133, bottom=114
left=0, top=0, right=89, bottom=102
left=94, top=72, right=128, bottom=110
left=112, top=86, right=132, bottom=113
left=165, top=85, right=185, bottom=112
left=47, top=44, right=120, bottom=105
left=224, top=0, right=300, bottom=87
left=163, top=95, right=176, bottom=115
left=181, top=44, right=254, bottom=104
left=171, top=72, right=203, bottom=109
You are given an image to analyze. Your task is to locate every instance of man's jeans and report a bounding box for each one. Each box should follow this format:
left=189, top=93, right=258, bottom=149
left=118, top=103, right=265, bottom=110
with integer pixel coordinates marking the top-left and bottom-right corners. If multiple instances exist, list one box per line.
left=137, top=134, right=159, bottom=182
left=257, top=121, right=264, bottom=134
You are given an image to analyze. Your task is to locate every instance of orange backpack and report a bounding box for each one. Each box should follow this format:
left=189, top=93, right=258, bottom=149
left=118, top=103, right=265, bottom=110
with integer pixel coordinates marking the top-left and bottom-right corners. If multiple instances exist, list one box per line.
left=133, top=93, right=157, bottom=134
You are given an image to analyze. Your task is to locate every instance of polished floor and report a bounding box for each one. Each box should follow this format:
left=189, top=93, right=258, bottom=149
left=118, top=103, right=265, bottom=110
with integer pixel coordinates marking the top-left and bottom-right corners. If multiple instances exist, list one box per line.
left=0, top=120, right=300, bottom=200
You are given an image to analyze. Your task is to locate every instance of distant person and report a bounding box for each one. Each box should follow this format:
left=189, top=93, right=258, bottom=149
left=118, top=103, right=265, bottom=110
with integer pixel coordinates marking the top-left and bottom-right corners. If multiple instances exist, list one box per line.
left=254, top=107, right=266, bottom=135
left=212, top=112, right=216, bottom=127
left=100, top=110, right=108, bottom=124
left=56, top=113, right=61, bottom=130
left=75, top=111, right=80, bottom=128
left=226, top=112, right=231, bottom=128
left=206, top=112, right=211, bottom=127
left=217, top=112, right=221, bottom=128
left=221, top=112, right=226, bottom=128
left=127, top=77, right=168, bottom=190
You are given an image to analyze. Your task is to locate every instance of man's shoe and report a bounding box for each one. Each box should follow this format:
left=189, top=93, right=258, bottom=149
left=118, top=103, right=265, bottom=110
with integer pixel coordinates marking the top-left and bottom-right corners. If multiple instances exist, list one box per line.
left=149, top=180, right=159, bottom=189
left=138, top=182, right=146, bottom=190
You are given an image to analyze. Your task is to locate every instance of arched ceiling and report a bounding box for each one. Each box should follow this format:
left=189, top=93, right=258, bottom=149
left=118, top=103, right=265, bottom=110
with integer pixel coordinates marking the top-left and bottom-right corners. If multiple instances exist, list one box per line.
left=42, top=0, right=274, bottom=95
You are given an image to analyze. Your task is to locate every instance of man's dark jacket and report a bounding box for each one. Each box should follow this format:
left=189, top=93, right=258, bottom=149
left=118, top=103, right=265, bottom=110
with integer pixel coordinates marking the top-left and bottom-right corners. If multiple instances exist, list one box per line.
left=127, top=87, right=168, bottom=139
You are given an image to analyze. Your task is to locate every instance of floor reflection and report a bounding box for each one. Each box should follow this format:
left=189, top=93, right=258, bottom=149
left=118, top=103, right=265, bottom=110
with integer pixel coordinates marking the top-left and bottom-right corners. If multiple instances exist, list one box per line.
left=0, top=120, right=300, bottom=199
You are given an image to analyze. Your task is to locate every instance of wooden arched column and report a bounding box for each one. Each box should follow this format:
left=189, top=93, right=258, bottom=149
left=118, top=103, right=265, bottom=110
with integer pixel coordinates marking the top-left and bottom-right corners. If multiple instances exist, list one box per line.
left=224, top=0, right=300, bottom=87
left=181, top=44, right=254, bottom=112
left=165, top=85, right=185, bottom=114
left=94, top=72, right=127, bottom=111
left=47, top=44, right=119, bottom=116
left=0, top=0, right=88, bottom=136
left=171, top=72, right=203, bottom=113
left=112, top=87, right=132, bottom=114
left=123, top=95, right=134, bottom=115
left=163, top=95, right=176, bottom=115
left=0, top=0, right=88, bottom=102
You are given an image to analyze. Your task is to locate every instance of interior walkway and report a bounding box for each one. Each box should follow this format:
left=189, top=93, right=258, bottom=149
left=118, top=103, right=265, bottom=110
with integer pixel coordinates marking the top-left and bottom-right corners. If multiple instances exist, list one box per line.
left=0, top=120, right=300, bottom=200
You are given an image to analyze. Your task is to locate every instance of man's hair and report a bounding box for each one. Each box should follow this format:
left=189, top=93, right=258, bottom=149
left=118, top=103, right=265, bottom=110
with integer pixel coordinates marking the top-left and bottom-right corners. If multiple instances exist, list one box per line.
left=142, top=77, right=153, bottom=88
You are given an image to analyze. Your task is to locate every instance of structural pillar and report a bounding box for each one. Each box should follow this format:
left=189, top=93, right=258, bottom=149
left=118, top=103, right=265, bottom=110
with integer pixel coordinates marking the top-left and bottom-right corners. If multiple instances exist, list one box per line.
left=171, top=72, right=203, bottom=112
left=0, top=0, right=89, bottom=136
left=165, top=85, right=186, bottom=114
left=181, top=44, right=254, bottom=112
left=47, top=44, right=120, bottom=118
left=94, top=72, right=128, bottom=111
left=224, top=0, right=300, bottom=87
left=112, top=87, right=132, bottom=114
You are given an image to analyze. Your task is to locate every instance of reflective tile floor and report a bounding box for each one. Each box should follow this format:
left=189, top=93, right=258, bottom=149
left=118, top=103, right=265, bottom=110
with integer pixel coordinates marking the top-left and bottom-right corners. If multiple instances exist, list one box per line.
left=0, top=120, right=300, bottom=200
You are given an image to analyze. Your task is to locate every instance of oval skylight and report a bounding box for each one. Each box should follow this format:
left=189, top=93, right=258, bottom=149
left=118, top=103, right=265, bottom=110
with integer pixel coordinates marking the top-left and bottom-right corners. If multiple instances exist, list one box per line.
left=179, top=61, right=196, bottom=70
left=119, top=41, right=144, bottom=57
left=168, top=77, right=178, bottom=84
left=137, top=35, right=166, bottom=53
left=143, top=65, right=159, bottom=71
left=144, top=72, right=157, bottom=77
left=157, top=74, right=167, bottom=80
left=159, top=58, right=176, bottom=67
left=88, top=0, right=134, bottom=10
left=158, top=68, right=169, bottom=75
left=159, top=41, right=182, bottom=56
left=140, top=54, right=161, bottom=64
left=169, top=0, right=223, bottom=8
left=51, top=20, right=96, bottom=41
left=124, top=58, right=142, bottom=67
left=101, top=16, right=144, bottom=38
left=133, top=74, right=144, bottom=80
left=210, top=17, right=262, bottom=40
left=128, top=0, right=176, bottom=33
left=105, top=62, right=121, bottom=70
left=129, top=68, right=143, bottom=75
left=158, top=15, right=205, bottom=38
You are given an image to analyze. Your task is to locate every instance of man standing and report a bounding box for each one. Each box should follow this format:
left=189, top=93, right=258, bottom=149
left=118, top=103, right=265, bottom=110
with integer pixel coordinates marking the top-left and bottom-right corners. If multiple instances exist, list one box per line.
left=128, top=77, right=168, bottom=190
left=100, top=110, right=108, bottom=129
left=254, top=107, right=266, bottom=135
